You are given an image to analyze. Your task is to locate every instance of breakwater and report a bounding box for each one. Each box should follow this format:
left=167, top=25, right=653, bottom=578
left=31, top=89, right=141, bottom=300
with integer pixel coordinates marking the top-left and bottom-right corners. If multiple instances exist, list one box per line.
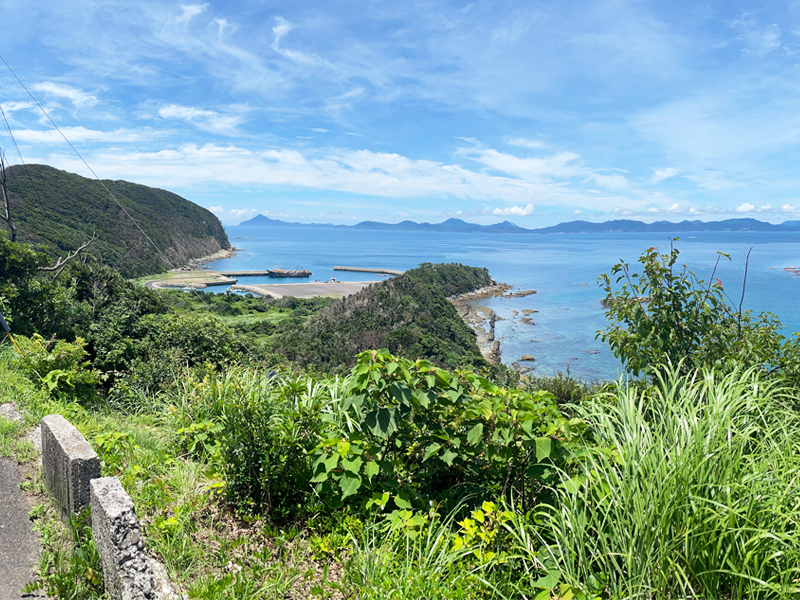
left=334, top=266, right=404, bottom=276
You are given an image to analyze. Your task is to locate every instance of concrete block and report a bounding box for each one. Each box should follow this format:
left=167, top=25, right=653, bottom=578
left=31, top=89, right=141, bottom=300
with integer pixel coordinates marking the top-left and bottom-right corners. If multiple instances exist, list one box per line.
left=41, top=414, right=101, bottom=516
left=90, top=477, right=156, bottom=600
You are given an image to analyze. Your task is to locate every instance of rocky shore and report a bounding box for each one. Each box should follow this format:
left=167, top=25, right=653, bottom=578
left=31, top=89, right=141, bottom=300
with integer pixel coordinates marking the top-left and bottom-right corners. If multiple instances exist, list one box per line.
left=175, top=247, right=241, bottom=272
left=449, top=284, right=537, bottom=365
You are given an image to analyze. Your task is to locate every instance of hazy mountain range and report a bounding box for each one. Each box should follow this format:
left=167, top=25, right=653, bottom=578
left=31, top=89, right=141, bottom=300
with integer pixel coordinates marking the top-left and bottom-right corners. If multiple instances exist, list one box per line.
left=239, top=214, right=800, bottom=234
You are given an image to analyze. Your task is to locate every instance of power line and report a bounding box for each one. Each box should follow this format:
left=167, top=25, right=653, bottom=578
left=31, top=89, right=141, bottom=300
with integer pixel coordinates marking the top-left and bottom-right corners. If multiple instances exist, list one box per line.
left=0, top=54, right=262, bottom=363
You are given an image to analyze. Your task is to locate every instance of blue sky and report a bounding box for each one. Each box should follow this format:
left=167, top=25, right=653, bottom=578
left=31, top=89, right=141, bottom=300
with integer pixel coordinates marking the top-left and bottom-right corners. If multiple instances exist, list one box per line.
left=2, top=0, right=800, bottom=226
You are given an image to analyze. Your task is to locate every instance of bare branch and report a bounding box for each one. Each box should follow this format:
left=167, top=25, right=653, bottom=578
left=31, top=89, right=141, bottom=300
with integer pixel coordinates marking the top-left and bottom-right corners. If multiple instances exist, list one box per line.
left=737, top=247, right=753, bottom=338
left=38, top=233, right=97, bottom=276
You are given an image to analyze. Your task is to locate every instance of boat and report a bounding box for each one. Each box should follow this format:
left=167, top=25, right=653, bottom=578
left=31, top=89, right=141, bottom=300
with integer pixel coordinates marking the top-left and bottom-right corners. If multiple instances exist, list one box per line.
left=267, top=267, right=311, bottom=278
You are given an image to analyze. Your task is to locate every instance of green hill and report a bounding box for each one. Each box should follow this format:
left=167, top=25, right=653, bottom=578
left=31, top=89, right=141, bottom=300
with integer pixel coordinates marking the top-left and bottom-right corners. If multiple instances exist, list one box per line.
left=2, top=164, right=230, bottom=277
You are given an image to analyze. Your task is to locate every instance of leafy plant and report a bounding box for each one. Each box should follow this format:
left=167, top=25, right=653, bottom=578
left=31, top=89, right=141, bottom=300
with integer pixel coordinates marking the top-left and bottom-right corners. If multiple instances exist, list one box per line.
left=15, top=334, right=101, bottom=402
left=597, top=241, right=786, bottom=376
left=309, top=350, right=587, bottom=513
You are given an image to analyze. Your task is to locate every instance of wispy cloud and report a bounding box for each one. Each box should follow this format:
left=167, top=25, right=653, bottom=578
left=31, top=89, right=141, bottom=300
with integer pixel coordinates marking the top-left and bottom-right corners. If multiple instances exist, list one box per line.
left=12, top=126, right=158, bottom=144
left=650, top=168, right=678, bottom=184
left=155, top=103, right=245, bottom=134
left=30, top=82, right=98, bottom=108
left=507, top=137, right=546, bottom=149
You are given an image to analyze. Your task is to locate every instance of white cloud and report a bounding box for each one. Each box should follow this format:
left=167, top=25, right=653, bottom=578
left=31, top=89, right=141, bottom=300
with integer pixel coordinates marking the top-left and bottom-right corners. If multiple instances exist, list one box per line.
left=668, top=203, right=681, bottom=212
left=573, top=209, right=582, bottom=215
left=650, top=167, right=678, bottom=184
left=30, top=82, right=98, bottom=108
left=156, top=104, right=244, bottom=134
left=507, top=137, right=546, bottom=149
left=207, top=206, right=259, bottom=224
left=12, top=126, right=156, bottom=144
left=492, top=203, right=535, bottom=216
left=736, top=202, right=756, bottom=213
left=42, top=141, right=636, bottom=210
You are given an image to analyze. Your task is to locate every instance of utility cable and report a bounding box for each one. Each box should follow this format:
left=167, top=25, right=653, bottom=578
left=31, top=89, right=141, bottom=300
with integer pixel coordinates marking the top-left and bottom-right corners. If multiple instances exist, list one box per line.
left=0, top=54, right=261, bottom=363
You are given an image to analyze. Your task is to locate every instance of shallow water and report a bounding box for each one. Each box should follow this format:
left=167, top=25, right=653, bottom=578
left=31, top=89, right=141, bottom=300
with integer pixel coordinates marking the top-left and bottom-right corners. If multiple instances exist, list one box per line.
left=208, top=226, right=800, bottom=380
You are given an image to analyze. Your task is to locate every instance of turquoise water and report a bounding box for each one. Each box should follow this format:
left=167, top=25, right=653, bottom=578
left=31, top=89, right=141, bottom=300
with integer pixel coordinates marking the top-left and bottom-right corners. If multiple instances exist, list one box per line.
left=209, top=226, right=800, bottom=380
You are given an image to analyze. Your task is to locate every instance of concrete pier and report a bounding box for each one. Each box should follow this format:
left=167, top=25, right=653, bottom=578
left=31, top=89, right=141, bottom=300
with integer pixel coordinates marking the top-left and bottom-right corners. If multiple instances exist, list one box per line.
left=333, top=266, right=404, bottom=276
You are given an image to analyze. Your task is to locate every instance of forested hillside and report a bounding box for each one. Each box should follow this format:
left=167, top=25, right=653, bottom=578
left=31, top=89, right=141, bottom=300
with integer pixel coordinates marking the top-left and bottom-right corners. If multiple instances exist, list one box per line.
left=2, top=164, right=229, bottom=276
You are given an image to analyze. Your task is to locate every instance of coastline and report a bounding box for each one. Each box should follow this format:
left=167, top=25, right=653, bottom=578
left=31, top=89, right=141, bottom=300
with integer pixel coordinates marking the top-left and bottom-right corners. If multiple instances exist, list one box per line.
left=176, top=247, right=241, bottom=271
left=449, top=284, right=511, bottom=364
left=449, top=283, right=538, bottom=366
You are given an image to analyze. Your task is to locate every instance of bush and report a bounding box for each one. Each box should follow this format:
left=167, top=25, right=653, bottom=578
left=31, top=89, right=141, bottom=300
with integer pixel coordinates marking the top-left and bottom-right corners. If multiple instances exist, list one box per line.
left=15, top=334, right=101, bottom=403
left=598, top=241, right=789, bottom=377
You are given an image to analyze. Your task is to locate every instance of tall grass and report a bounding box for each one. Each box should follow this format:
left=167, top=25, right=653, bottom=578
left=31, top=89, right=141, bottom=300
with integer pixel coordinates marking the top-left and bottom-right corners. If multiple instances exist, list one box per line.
left=507, top=365, right=800, bottom=599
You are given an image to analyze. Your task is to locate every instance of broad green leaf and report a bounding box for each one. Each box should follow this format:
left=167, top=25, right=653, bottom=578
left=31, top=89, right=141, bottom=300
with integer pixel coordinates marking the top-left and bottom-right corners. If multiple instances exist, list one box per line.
left=467, top=423, right=484, bottom=446
left=337, top=440, right=351, bottom=458
left=364, top=461, right=380, bottom=481
left=364, top=407, right=398, bottom=439
left=441, top=449, right=458, bottom=466
left=422, top=443, right=441, bottom=462
left=533, top=570, right=560, bottom=590
left=339, top=471, right=362, bottom=499
left=536, top=437, right=552, bottom=461
left=385, top=361, right=399, bottom=375
left=394, top=491, right=412, bottom=509
left=342, top=456, right=363, bottom=473
left=323, top=453, right=339, bottom=473
left=310, top=471, right=328, bottom=483
left=389, top=383, right=412, bottom=406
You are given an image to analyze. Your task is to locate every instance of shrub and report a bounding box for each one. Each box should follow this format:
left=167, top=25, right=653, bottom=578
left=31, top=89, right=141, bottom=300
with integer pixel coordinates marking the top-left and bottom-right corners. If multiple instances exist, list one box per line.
left=308, top=350, right=586, bottom=514
left=15, top=334, right=101, bottom=403
left=598, top=241, right=788, bottom=376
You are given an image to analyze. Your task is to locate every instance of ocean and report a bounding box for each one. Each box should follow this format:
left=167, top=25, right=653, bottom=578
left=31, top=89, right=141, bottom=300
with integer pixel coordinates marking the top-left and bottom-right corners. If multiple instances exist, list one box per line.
left=207, top=226, right=800, bottom=380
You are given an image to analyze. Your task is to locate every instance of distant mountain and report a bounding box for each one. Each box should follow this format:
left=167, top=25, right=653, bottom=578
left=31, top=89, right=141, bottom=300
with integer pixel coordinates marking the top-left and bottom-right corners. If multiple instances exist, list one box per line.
left=533, top=218, right=795, bottom=234
left=4, top=164, right=230, bottom=277
left=238, top=214, right=800, bottom=235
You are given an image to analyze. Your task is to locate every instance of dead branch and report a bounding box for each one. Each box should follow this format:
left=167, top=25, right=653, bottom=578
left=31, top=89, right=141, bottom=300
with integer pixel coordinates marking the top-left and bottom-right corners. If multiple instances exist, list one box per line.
left=38, top=233, right=97, bottom=276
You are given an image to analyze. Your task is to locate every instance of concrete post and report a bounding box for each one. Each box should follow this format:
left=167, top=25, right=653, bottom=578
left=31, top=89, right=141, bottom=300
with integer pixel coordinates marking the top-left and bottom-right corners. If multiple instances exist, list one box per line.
left=90, top=477, right=156, bottom=600
left=41, top=414, right=100, bottom=516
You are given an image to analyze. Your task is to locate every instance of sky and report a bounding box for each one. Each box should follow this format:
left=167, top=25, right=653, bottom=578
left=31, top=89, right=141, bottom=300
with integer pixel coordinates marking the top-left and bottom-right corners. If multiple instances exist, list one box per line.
left=2, top=0, right=800, bottom=226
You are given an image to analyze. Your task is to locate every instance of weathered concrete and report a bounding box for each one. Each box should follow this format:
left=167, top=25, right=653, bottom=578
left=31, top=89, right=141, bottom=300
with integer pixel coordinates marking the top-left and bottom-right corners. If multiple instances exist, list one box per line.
left=0, top=402, right=24, bottom=422
left=41, top=414, right=100, bottom=516
left=0, top=458, right=44, bottom=598
left=91, top=477, right=157, bottom=600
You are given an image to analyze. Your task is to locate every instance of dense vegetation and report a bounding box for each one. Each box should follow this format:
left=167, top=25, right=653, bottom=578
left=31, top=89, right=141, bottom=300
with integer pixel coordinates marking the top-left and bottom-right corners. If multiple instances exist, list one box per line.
left=3, top=236, right=800, bottom=599
left=2, top=164, right=230, bottom=276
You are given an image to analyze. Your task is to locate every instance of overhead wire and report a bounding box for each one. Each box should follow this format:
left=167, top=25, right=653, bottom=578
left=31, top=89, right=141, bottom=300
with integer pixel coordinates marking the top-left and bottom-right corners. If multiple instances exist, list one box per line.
left=0, top=54, right=262, bottom=363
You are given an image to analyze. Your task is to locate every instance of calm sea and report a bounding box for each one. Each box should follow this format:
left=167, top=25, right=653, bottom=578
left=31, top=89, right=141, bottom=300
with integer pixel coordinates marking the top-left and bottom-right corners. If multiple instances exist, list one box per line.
left=208, top=226, right=800, bottom=380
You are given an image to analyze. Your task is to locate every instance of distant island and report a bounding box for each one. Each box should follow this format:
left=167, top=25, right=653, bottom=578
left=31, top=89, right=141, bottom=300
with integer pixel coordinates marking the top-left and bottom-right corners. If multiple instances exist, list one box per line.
left=239, top=214, right=800, bottom=234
